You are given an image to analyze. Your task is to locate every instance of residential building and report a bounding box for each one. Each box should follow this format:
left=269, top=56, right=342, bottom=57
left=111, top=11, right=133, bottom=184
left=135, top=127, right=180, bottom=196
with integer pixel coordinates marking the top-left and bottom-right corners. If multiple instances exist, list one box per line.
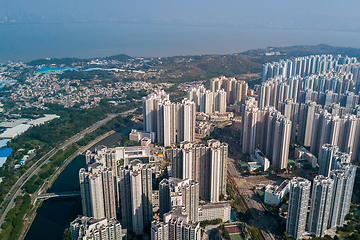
left=118, top=160, right=153, bottom=234
left=70, top=216, right=126, bottom=240
left=328, top=163, right=356, bottom=228
left=171, top=140, right=227, bottom=202
left=159, top=178, right=199, bottom=222
left=151, top=207, right=200, bottom=240
left=79, top=164, right=116, bottom=220
left=286, top=177, right=311, bottom=239
left=308, top=176, right=334, bottom=238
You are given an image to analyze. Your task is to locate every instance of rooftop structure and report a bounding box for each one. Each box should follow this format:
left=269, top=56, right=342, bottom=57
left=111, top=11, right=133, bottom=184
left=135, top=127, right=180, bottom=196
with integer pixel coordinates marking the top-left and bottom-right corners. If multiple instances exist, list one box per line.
left=264, top=180, right=290, bottom=206
left=0, top=124, right=31, bottom=139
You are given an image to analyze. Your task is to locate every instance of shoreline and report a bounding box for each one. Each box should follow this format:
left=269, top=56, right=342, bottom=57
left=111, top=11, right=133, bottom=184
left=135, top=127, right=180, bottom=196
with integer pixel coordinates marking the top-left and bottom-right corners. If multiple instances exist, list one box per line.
left=18, top=129, right=116, bottom=240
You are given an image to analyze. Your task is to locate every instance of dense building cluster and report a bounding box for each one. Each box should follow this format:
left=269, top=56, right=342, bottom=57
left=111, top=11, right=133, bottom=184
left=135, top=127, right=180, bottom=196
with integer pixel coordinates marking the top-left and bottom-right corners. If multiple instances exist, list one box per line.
left=260, top=55, right=359, bottom=239
left=142, top=90, right=196, bottom=146
left=286, top=157, right=356, bottom=238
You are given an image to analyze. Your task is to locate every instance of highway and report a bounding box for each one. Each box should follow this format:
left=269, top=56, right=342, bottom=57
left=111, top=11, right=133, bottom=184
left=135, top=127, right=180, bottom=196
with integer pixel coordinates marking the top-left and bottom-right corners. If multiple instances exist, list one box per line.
left=0, top=108, right=136, bottom=228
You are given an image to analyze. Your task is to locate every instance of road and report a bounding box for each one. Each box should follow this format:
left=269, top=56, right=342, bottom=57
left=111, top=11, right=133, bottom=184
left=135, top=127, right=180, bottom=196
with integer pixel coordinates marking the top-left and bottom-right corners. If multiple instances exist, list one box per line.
left=217, top=125, right=277, bottom=240
left=0, top=109, right=136, bottom=228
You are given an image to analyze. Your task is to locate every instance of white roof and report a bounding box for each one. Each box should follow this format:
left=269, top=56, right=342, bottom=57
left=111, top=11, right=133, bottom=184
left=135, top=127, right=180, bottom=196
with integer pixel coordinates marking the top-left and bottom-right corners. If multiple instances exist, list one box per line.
left=0, top=119, right=28, bottom=128
left=27, top=114, right=60, bottom=126
left=0, top=124, right=31, bottom=139
left=0, top=157, right=7, bottom=168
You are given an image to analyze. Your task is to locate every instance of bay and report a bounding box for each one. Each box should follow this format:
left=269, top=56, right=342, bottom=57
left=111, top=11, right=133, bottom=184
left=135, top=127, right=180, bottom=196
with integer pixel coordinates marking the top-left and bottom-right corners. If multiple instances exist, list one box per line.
left=1, top=22, right=360, bottom=62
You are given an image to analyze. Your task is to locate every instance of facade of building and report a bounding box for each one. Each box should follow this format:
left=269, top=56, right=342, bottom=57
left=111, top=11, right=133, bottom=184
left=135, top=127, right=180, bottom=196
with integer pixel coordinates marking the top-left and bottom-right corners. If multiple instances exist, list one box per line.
left=171, top=140, right=227, bottom=202
left=79, top=164, right=117, bottom=220
left=294, top=146, right=317, bottom=168
left=328, top=163, right=357, bottom=228
left=210, top=76, right=248, bottom=105
left=242, top=104, right=291, bottom=169
left=151, top=207, right=200, bottom=240
left=286, top=177, right=311, bottom=239
left=318, top=144, right=352, bottom=177
left=159, top=178, right=199, bottom=222
left=142, top=90, right=169, bottom=135
left=198, top=202, right=231, bottom=222
left=264, top=180, right=289, bottom=206
left=118, top=160, right=153, bottom=234
left=308, top=176, right=334, bottom=238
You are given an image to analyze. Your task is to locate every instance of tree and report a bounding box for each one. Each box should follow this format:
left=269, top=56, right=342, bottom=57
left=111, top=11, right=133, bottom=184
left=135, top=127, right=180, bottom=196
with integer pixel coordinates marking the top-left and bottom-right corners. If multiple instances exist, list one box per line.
left=350, top=233, right=360, bottom=240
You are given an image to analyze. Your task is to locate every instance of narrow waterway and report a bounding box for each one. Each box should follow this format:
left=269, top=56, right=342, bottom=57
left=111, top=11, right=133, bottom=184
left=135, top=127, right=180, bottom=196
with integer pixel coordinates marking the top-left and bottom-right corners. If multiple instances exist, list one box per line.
left=24, top=123, right=140, bottom=240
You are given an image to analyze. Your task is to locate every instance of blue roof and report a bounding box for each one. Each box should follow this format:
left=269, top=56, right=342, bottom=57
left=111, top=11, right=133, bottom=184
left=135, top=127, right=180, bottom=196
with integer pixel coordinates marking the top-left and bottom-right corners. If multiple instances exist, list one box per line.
left=0, top=148, right=12, bottom=158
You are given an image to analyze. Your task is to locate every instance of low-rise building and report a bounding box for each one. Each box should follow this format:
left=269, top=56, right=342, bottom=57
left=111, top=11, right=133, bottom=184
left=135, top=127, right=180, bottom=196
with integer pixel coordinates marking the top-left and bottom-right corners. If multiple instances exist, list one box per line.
left=195, top=121, right=214, bottom=139
left=251, top=148, right=270, bottom=171
left=209, top=112, right=234, bottom=122
left=264, top=180, right=290, bottom=206
left=129, top=129, right=155, bottom=142
left=295, top=159, right=312, bottom=169
left=294, top=146, right=317, bottom=168
left=141, top=137, right=152, bottom=146
left=0, top=124, right=31, bottom=139
left=198, top=202, right=231, bottom=222
left=247, top=162, right=262, bottom=172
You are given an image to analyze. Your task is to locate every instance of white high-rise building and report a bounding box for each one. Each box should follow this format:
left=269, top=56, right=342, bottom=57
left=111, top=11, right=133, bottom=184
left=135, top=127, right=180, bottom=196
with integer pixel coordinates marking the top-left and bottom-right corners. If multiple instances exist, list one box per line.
left=70, top=216, right=127, bottom=240
left=286, top=177, right=311, bottom=239
left=310, top=110, right=341, bottom=158
left=319, top=144, right=351, bottom=177
left=171, top=140, right=227, bottom=202
left=151, top=207, right=200, bottom=240
left=148, top=94, right=195, bottom=147
left=214, top=89, right=227, bottom=113
left=272, top=116, right=291, bottom=169
left=118, top=160, right=153, bottom=234
left=204, top=90, right=214, bottom=114
left=308, top=176, right=334, bottom=238
left=328, top=163, right=356, bottom=228
left=242, top=106, right=259, bottom=155
left=142, top=90, right=169, bottom=134
left=79, top=164, right=117, bottom=220
left=236, top=80, right=248, bottom=103
left=186, top=85, right=206, bottom=112
left=159, top=178, right=199, bottom=222
left=319, top=144, right=339, bottom=177
left=180, top=98, right=196, bottom=143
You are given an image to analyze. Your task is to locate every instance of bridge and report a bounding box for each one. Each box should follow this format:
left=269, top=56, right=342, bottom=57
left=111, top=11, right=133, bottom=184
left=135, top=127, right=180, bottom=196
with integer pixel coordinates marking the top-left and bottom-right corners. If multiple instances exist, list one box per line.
left=36, top=191, right=80, bottom=200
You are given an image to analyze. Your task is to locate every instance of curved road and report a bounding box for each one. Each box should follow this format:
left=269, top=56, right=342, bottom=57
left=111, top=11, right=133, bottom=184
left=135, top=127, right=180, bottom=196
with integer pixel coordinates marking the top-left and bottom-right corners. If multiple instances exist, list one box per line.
left=0, top=109, right=136, bottom=228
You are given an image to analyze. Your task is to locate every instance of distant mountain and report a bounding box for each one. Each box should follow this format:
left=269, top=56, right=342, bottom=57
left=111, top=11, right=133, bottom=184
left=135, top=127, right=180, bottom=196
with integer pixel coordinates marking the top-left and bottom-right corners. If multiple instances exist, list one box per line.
left=241, top=44, right=360, bottom=61
left=105, top=54, right=133, bottom=61
left=28, top=57, right=86, bottom=66
left=27, top=54, right=133, bottom=66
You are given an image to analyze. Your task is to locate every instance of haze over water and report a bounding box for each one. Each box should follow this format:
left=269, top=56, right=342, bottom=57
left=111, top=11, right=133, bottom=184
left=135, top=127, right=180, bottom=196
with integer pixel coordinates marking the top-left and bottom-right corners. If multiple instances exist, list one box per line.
left=1, top=22, right=360, bottom=62
left=1, top=0, right=360, bottom=62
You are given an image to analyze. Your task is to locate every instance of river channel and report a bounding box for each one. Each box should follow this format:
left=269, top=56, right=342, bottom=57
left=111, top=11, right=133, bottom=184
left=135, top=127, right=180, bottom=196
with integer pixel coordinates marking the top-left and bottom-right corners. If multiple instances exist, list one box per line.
left=24, top=123, right=140, bottom=240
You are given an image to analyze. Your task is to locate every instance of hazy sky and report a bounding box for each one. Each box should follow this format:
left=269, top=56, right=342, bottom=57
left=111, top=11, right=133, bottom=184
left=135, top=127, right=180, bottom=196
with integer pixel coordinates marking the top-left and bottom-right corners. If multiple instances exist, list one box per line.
left=1, top=0, right=359, bottom=31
